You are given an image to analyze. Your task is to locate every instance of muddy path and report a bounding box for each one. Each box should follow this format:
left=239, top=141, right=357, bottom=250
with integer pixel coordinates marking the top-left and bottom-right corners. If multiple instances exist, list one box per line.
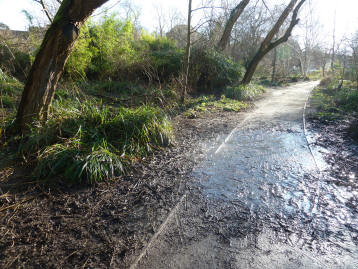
left=131, top=82, right=358, bottom=269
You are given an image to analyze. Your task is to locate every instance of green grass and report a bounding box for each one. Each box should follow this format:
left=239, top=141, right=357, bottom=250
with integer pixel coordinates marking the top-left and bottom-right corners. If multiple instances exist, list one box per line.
left=183, top=95, right=249, bottom=118
left=310, top=78, right=358, bottom=121
left=84, top=81, right=178, bottom=108
left=224, top=84, right=265, bottom=101
left=8, top=97, right=173, bottom=184
left=0, top=71, right=23, bottom=109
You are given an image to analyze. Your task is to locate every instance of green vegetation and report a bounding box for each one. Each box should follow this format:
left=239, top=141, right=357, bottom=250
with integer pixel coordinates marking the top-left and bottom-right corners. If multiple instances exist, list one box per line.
left=0, top=15, right=270, bottom=185
left=0, top=70, right=22, bottom=110
left=225, top=84, right=265, bottom=101
left=183, top=95, right=249, bottom=118
left=9, top=97, right=172, bottom=184
left=190, top=48, right=243, bottom=93
left=310, top=77, right=358, bottom=121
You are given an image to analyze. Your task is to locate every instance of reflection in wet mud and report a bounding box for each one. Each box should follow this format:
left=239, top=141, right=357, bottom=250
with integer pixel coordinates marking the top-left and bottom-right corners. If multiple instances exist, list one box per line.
left=193, top=84, right=358, bottom=268
left=133, top=82, right=358, bottom=269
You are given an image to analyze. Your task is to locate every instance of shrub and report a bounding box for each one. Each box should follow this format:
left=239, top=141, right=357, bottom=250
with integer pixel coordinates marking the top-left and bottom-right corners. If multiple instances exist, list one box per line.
left=0, top=43, right=31, bottom=81
left=190, top=47, right=243, bottom=93
left=65, top=23, right=93, bottom=80
left=65, top=16, right=184, bottom=85
left=0, top=72, right=23, bottom=109
left=336, top=89, right=358, bottom=112
left=319, top=76, right=333, bottom=87
left=139, top=35, right=183, bottom=82
left=89, top=17, right=137, bottom=80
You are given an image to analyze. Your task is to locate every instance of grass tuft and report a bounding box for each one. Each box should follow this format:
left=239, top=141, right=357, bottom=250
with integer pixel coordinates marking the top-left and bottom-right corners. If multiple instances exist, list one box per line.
left=183, top=95, right=249, bottom=118
left=12, top=98, right=173, bottom=184
left=224, top=84, right=265, bottom=101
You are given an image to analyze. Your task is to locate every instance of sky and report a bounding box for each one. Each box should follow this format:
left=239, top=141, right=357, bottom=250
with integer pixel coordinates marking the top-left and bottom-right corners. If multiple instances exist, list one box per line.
left=0, top=0, right=357, bottom=42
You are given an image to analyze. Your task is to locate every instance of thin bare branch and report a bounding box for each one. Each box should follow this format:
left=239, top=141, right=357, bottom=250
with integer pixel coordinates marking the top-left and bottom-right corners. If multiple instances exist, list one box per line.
left=33, top=0, right=53, bottom=23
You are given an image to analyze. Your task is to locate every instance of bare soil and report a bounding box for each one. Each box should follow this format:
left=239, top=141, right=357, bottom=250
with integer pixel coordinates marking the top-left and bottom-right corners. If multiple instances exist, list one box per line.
left=307, top=116, right=358, bottom=189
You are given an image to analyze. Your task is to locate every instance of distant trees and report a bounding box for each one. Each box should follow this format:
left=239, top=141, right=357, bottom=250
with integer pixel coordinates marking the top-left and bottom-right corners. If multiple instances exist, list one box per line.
left=15, top=0, right=109, bottom=132
left=347, top=33, right=358, bottom=90
left=0, top=23, right=9, bottom=30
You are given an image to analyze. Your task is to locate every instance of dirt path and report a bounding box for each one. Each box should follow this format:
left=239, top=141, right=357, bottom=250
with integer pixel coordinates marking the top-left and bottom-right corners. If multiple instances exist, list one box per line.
left=130, top=82, right=358, bottom=269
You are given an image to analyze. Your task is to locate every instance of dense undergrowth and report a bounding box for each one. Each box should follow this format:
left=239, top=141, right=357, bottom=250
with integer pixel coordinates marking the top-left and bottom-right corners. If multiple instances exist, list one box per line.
left=0, top=15, right=268, bottom=184
left=1, top=86, right=173, bottom=183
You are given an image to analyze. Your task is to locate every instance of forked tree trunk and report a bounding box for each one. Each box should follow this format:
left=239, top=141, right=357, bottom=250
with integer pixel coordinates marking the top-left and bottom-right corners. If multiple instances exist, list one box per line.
left=217, top=0, right=250, bottom=51
left=15, top=0, right=109, bottom=132
left=241, top=0, right=306, bottom=84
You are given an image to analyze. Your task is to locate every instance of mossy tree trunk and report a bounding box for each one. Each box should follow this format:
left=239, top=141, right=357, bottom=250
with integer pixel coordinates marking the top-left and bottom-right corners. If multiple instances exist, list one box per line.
left=15, top=0, right=108, bottom=132
left=241, top=0, right=306, bottom=85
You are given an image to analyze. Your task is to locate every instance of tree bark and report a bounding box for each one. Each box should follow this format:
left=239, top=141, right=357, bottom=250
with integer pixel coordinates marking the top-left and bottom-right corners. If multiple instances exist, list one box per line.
left=217, top=0, right=250, bottom=51
left=271, top=47, right=277, bottom=83
left=241, top=0, right=306, bottom=84
left=15, top=0, right=109, bottom=132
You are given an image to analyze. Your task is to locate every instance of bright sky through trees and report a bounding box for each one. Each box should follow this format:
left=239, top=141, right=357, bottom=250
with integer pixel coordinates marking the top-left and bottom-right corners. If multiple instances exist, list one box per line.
left=0, top=0, right=357, bottom=42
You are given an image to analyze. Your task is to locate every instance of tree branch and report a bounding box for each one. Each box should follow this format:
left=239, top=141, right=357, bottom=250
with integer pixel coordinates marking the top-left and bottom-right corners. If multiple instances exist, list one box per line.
left=191, top=6, right=224, bottom=12
left=268, top=0, right=306, bottom=51
left=34, top=0, right=53, bottom=23
left=217, top=0, right=250, bottom=51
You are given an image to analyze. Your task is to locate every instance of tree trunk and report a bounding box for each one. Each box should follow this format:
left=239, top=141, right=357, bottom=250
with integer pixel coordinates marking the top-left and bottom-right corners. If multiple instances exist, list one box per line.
left=182, top=0, right=192, bottom=104
left=331, top=10, right=336, bottom=72
left=241, top=0, right=305, bottom=85
left=15, top=0, right=109, bottom=132
left=271, top=47, right=277, bottom=83
left=322, top=53, right=327, bottom=77
left=217, top=0, right=250, bottom=51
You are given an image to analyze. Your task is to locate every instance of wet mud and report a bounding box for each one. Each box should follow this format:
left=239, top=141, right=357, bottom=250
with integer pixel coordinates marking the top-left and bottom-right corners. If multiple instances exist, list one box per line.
left=0, top=106, right=244, bottom=268
left=133, top=82, right=358, bottom=269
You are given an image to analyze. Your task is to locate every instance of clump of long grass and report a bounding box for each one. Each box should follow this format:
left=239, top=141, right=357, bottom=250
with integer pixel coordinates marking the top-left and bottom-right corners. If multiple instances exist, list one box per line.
left=224, top=84, right=265, bottom=101
left=16, top=97, right=173, bottom=183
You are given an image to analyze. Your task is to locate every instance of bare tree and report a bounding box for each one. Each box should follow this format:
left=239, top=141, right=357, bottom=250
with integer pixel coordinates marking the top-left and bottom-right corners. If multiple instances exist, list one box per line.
left=15, top=0, right=109, bottom=132
left=241, top=0, right=306, bottom=84
left=331, top=9, right=336, bottom=72
left=311, top=45, right=329, bottom=77
left=229, top=2, right=271, bottom=68
left=349, top=33, right=358, bottom=89
left=182, top=0, right=193, bottom=104
left=217, top=0, right=250, bottom=51
left=154, top=4, right=166, bottom=38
